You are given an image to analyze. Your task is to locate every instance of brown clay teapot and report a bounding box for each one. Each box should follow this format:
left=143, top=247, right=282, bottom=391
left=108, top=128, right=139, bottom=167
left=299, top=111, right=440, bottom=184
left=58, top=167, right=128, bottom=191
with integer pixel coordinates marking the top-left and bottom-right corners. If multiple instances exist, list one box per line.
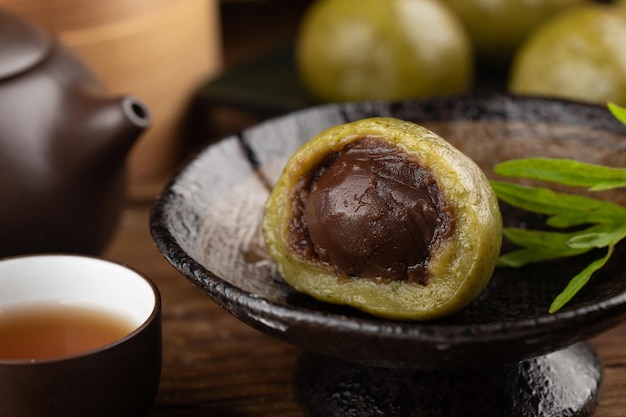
left=0, top=8, right=151, bottom=257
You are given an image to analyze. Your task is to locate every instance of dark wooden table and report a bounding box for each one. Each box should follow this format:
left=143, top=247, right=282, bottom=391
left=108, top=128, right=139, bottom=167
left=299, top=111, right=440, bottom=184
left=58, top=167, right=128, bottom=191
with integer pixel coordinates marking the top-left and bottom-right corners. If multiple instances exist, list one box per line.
left=103, top=198, right=626, bottom=417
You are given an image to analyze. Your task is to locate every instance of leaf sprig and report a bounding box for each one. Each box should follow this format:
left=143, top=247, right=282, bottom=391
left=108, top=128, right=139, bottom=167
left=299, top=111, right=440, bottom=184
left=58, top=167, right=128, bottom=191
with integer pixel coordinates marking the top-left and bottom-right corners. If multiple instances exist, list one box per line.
left=491, top=102, right=626, bottom=313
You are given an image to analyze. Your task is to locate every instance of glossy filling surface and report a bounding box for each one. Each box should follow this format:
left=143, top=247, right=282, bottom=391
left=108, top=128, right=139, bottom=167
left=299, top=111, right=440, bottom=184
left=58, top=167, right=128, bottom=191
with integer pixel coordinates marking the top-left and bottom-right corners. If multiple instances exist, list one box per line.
left=290, top=137, right=454, bottom=284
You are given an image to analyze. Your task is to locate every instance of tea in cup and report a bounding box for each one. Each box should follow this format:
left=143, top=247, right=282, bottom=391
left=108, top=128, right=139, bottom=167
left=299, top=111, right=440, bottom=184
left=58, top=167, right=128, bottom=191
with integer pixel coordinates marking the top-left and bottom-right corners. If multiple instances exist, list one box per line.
left=0, top=254, right=162, bottom=417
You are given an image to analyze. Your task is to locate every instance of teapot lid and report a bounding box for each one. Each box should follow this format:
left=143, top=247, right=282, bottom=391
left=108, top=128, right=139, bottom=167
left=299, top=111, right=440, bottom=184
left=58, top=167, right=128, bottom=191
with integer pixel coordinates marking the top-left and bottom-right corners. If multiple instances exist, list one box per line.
left=0, top=8, right=51, bottom=80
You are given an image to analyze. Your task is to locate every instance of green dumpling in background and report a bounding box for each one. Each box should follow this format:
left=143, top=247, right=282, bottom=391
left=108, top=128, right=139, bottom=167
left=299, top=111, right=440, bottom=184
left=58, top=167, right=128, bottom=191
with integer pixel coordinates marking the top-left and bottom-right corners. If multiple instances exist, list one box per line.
left=440, top=0, right=586, bottom=65
left=295, top=0, right=473, bottom=102
left=509, top=3, right=626, bottom=107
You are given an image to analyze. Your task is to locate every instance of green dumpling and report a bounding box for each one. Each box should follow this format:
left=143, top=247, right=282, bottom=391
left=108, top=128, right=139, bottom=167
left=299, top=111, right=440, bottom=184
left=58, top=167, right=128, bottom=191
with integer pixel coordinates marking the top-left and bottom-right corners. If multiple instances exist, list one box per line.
left=262, top=117, right=502, bottom=321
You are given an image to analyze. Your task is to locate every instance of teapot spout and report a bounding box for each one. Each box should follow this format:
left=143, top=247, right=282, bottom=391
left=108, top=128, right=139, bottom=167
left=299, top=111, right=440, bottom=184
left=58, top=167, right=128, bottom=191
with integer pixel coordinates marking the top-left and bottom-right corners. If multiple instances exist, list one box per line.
left=62, top=92, right=151, bottom=181
left=93, top=95, right=151, bottom=159
left=121, top=95, right=151, bottom=133
left=60, top=92, right=152, bottom=189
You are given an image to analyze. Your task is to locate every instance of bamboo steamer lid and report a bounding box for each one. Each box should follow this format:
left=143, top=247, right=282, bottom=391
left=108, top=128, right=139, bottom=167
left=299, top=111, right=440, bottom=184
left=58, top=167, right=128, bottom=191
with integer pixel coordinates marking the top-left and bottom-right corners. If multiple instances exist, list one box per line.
left=0, top=0, right=223, bottom=198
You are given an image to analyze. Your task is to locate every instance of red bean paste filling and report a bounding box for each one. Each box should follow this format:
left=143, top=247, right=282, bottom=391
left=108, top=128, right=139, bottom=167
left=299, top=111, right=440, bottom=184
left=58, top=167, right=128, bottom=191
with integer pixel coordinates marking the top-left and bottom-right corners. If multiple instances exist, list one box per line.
left=289, top=136, right=454, bottom=285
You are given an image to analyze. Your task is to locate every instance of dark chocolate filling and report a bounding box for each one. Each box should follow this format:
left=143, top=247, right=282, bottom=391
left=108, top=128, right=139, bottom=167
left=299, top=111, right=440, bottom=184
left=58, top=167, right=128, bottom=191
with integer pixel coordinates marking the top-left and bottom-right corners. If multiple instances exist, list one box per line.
left=289, top=136, right=454, bottom=284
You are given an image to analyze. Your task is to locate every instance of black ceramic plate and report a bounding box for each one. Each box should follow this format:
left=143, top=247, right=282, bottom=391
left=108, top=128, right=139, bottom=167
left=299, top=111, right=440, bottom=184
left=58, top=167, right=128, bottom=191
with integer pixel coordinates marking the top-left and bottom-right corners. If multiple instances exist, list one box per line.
left=151, top=92, right=626, bottom=370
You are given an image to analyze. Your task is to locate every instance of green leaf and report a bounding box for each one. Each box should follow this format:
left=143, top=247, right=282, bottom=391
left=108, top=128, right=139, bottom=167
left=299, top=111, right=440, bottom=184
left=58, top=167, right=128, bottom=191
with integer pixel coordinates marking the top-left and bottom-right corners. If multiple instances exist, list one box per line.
left=545, top=212, right=609, bottom=229
left=497, top=247, right=588, bottom=268
left=567, top=225, right=626, bottom=249
left=494, top=158, right=626, bottom=191
left=549, top=246, right=615, bottom=313
left=608, top=102, right=626, bottom=125
left=490, top=180, right=626, bottom=226
left=497, top=227, right=597, bottom=267
left=503, top=227, right=590, bottom=250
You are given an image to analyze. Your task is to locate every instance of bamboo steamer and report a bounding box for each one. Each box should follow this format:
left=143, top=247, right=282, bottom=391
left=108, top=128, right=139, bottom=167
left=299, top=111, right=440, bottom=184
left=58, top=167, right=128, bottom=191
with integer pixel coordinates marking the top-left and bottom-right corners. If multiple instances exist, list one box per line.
left=0, top=0, right=223, bottom=198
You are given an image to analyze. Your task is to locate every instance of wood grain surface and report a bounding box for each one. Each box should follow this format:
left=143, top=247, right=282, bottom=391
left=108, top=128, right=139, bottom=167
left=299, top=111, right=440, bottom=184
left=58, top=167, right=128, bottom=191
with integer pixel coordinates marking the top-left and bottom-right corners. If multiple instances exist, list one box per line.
left=104, top=200, right=626, bottom=417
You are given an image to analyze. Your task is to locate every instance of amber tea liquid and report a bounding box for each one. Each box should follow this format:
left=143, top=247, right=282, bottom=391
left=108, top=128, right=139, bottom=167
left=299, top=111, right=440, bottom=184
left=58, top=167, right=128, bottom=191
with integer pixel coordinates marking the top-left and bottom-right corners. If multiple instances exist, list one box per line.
left=0, top=303, right=136, bottom=360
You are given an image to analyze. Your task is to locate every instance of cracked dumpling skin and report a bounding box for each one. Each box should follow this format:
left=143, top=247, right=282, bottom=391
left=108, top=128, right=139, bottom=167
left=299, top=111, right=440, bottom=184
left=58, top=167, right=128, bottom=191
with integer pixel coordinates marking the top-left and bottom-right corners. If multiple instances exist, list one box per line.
left=262, top=117, right=502, bottom=321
